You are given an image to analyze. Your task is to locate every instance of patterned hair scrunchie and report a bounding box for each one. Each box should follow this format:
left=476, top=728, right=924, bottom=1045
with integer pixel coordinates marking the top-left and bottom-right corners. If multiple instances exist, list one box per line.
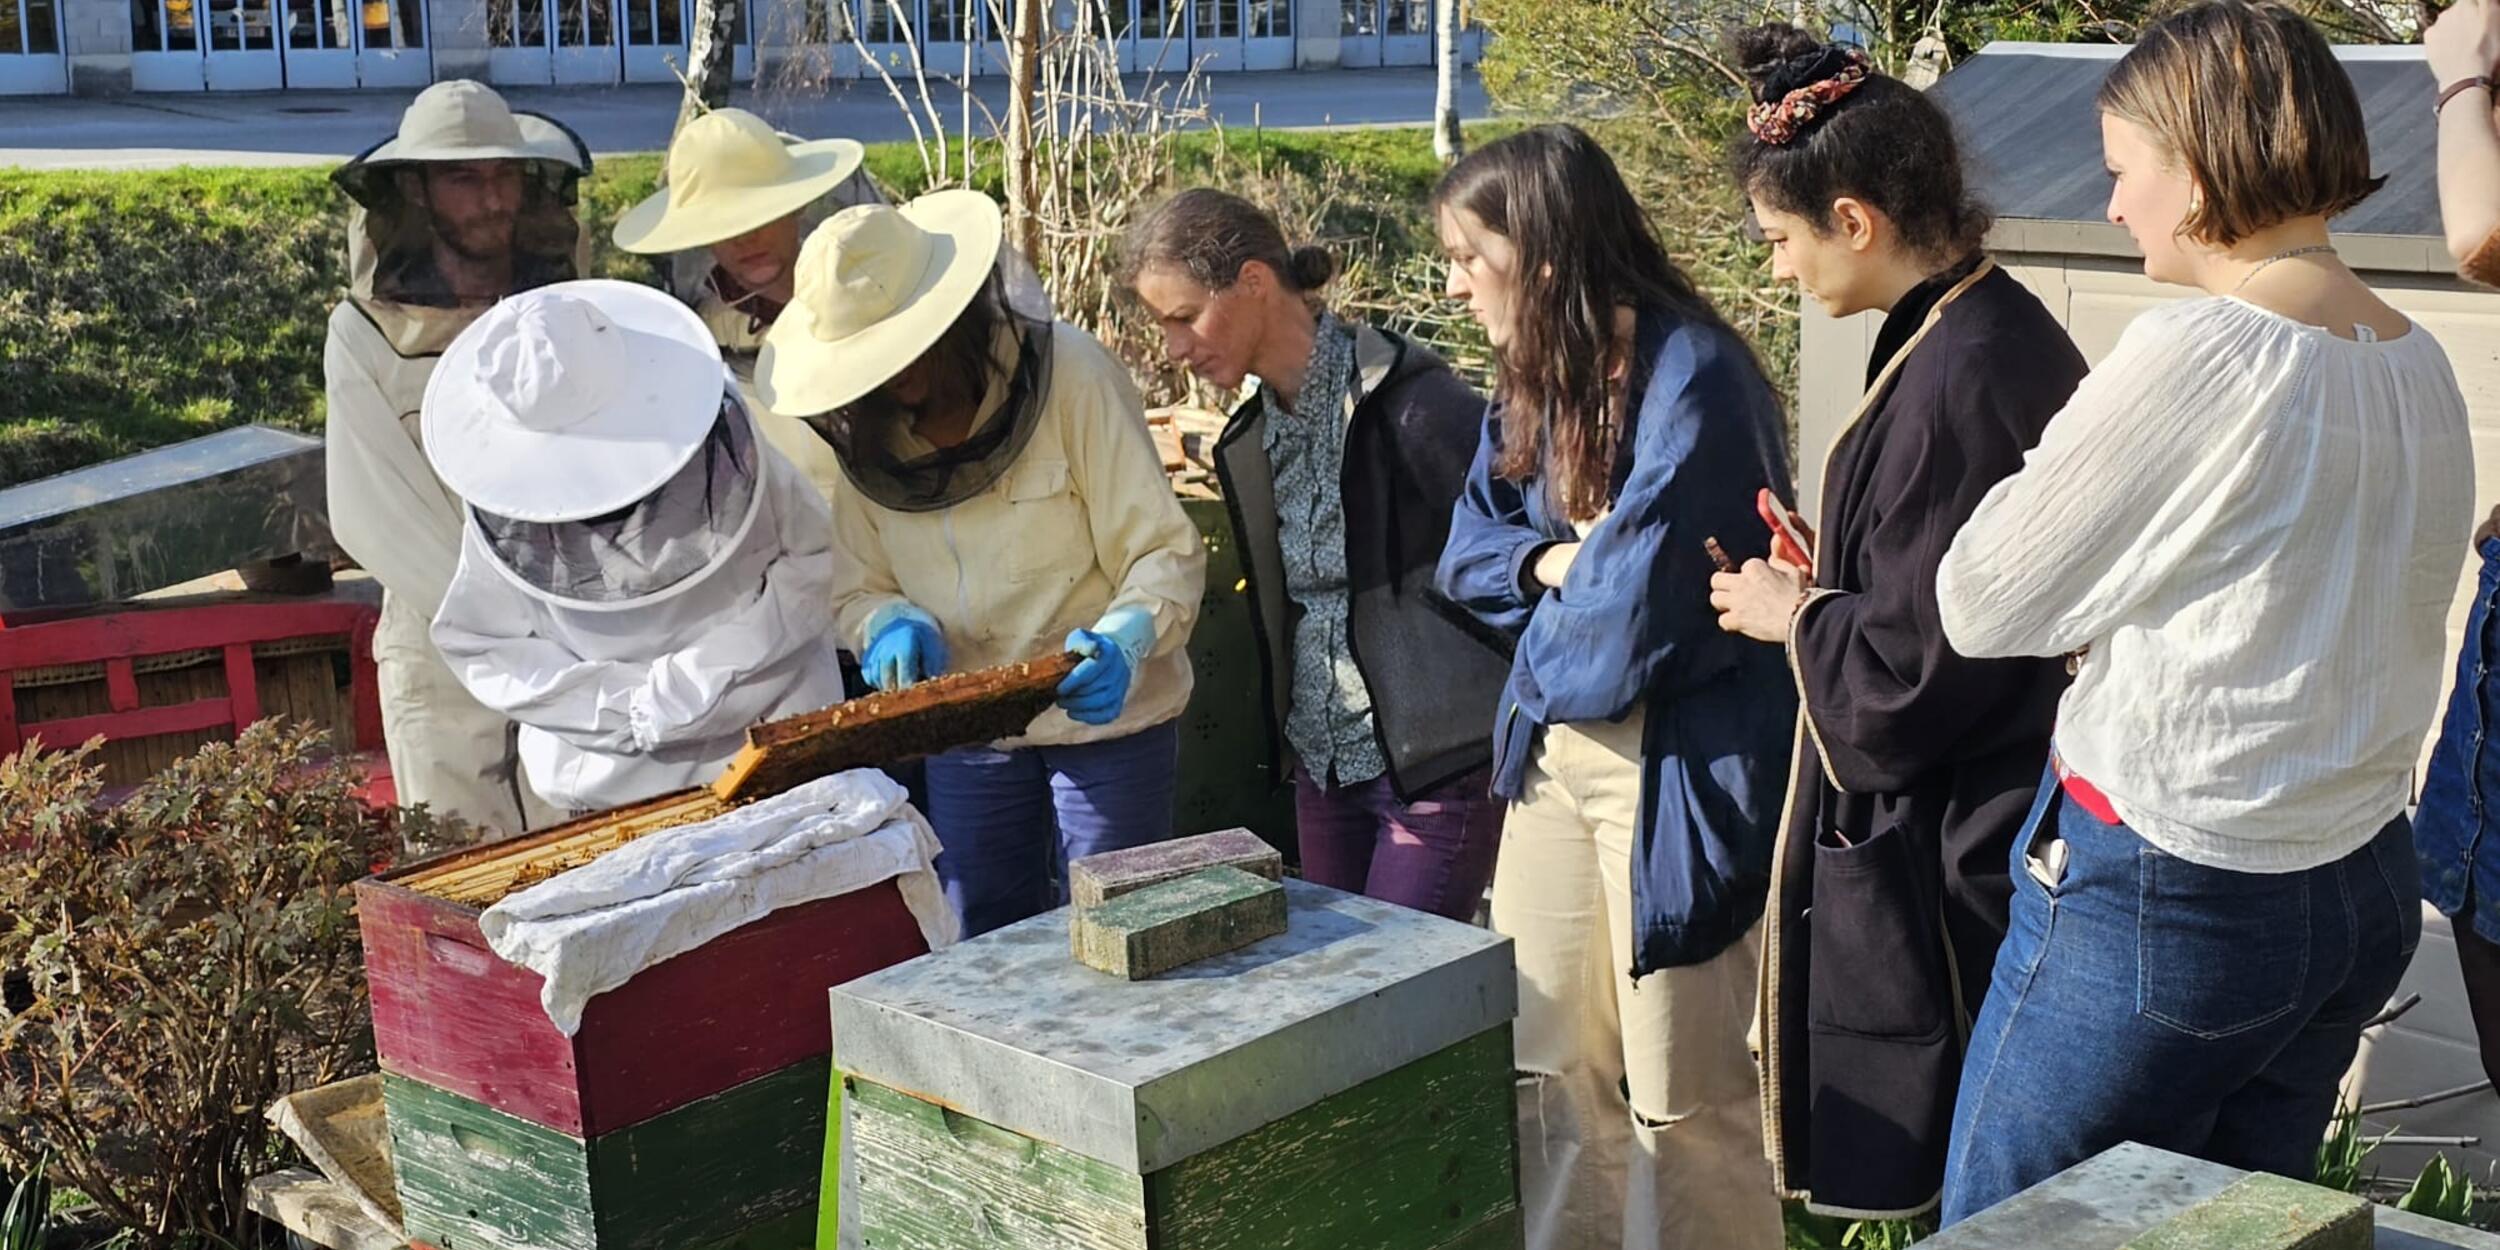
left=1746, top=48, right=1873, bottom=145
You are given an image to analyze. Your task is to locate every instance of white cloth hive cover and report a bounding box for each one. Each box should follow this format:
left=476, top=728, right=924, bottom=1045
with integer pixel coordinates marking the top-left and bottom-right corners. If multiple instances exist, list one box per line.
left=478, top=768, right=959, bottom=1035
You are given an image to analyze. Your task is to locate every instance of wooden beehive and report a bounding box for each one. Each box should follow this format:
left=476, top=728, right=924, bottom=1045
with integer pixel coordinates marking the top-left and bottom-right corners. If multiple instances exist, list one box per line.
left=829, top=878, right=1524, bottom=1250
left=364, top=652, right=1091, bottom=1249
left=360, top=826, right=929, bottom=1140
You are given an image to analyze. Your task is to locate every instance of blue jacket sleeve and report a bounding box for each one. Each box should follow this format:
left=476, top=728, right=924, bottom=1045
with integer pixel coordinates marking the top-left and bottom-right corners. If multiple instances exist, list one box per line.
left=1513, top=325, right=1769, bottom=726
left=1435, top=407, right=1551, bottom=639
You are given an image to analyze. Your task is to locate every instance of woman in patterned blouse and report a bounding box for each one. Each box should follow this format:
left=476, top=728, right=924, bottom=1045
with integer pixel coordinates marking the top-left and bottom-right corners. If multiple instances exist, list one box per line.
left=1121, top=189, right=1513, bottom=921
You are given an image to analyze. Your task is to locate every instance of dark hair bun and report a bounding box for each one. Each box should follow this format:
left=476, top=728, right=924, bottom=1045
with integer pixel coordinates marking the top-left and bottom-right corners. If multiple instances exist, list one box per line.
left=1287, top=244, right=1337, bottom=291
left=1732, top=22, right=1856, bottom=103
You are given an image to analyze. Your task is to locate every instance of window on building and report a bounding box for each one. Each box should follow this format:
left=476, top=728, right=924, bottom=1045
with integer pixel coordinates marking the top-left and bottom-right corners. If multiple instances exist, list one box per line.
left=1339, top=0, right=1371, bottom=37
left=1247, top=0, right=1282, bottom=38
left=358, top=0, right=423, bottom=49
left=1191, top=0, right=1232, bottom=39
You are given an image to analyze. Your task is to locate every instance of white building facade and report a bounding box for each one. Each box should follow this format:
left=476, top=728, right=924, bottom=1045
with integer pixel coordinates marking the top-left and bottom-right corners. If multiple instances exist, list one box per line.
left=1, top=0, right=1473, bottom=93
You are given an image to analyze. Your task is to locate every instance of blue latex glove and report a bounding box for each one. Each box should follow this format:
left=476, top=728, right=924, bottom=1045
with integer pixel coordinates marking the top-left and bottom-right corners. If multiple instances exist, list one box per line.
left=1057, top=606, right=1155, bottom=726
left=862, top=604, right=949, bottom=692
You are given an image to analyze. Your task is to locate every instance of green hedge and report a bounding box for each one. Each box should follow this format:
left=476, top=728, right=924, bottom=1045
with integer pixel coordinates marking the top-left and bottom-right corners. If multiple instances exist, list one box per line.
left=0, top=126, right=1476, bottom=490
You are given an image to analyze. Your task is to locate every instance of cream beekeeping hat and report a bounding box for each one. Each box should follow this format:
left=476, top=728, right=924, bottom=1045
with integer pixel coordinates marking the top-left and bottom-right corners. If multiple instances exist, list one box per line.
left=757, top=190, right=1006, bottom=416
left=613, top=109, right=869, bottom=255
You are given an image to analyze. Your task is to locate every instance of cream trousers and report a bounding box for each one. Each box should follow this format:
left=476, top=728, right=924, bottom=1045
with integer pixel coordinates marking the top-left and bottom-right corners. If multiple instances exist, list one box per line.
left=376, top=592, right=564, bottom=842
left=1492, top=711, right=1783, bottom=1250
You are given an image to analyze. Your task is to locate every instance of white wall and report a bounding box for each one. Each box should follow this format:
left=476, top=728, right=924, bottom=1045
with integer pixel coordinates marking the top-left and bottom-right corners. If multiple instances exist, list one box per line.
left=1795, top=246, right=2500, bottom=1183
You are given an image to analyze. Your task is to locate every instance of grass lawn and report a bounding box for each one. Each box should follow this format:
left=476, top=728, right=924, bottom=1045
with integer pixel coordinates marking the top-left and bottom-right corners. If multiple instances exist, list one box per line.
left=0, top=124, right=1473, bottom=490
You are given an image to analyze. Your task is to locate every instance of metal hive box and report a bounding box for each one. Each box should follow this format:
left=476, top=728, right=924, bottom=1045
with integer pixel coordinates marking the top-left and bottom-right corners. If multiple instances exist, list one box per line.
left=0, top=425, right=327, bottom=611
left=829, top=877, right=1522, bottom=1250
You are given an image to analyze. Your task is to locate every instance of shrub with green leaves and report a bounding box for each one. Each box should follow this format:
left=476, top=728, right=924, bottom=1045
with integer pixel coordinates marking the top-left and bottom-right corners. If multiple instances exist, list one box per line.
left=0, top=722, right=390, bottom=1247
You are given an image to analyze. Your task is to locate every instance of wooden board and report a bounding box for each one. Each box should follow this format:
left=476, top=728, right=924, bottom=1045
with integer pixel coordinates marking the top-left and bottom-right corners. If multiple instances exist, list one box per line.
left=1069, top=866, right=1287, bottom=979
left=840, top=1026, right=1518, bottom=1250
left=390, top=1059, right=827, bottom=1250
left=1066, top=829, right=1282, bottom=909
left=843, top=1075, right=1149, bottom=1250
left=712, top=652, right=1079, bottom=805
left=1146, top=1025, right=1518, bottom=1250
left=360, top=873, right=927, bottom=1138
left=246, top=1169, right=407, bottom=1250
left=266, top=1073, right=402, bottom=1232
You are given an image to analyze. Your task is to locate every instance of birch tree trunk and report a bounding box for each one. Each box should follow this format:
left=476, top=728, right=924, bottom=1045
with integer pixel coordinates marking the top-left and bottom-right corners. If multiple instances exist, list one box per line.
left=1005, top=0, right=1047, bottom=263
left=676, top=0, right=739, bottom=138
left=1432, top=0, right=1462, bottom=162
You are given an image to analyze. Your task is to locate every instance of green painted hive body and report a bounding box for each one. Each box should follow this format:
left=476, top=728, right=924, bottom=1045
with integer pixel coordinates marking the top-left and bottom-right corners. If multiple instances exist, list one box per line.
left=388, top=1059, right=826, bottom=1250
left=828, top=878, right=1523, bottom=1250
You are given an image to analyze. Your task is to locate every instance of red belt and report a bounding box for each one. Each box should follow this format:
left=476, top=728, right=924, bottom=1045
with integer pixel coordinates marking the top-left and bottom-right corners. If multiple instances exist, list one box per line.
left=2051, top=750, right=2122, bottom=826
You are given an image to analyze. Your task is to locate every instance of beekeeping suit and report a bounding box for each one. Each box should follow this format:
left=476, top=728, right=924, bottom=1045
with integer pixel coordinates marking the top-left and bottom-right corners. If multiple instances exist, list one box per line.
left=424, top=281, right=851, bottom=814
left=322, top=79, right=588, bottom=837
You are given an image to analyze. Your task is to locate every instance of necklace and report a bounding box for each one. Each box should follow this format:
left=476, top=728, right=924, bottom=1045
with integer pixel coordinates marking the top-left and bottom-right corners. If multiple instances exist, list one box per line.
left=2231, top=243, right=2338, bottom=293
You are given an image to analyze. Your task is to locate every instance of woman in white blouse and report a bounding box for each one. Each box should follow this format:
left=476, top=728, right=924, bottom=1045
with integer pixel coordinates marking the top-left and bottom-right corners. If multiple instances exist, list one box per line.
left=1932, top=0, right=2474, bottom=1223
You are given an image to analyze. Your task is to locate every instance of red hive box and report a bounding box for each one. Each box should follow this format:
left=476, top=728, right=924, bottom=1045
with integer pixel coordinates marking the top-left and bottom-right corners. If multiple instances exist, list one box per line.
left=357, top=803, right=932, bottom=1138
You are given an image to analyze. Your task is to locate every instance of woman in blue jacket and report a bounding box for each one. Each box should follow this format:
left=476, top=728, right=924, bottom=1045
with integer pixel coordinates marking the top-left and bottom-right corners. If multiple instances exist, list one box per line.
left=1433, top=123, right=1797, bottom=1250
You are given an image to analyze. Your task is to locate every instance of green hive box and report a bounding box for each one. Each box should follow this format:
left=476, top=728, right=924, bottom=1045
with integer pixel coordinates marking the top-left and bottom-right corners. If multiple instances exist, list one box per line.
left=388, top=1060, right=824, bottom=1250
left=827, top=877, right=1522, bottom=1250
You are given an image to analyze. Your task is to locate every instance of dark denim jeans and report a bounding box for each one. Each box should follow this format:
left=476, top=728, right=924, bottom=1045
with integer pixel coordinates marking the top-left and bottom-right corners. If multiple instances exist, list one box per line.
left=1938, top=769, right=2420, bottom=1225
left=2417, top=535, right=2500, bottom=944
left=922, top=718, right=1181, bottom=938
left=1293, top=767, right=1502, bottom=920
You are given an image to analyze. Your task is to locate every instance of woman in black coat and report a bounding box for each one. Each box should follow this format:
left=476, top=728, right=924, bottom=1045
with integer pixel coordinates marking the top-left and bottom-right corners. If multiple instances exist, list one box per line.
left=1121, top=189, right=1511, bottom=920
left=1707, top=24, right=2086, bottom=1220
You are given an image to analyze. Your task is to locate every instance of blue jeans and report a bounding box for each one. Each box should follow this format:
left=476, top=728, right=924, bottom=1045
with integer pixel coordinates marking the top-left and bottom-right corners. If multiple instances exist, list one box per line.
left=2417, top=536, right=2500, bottom=943
left=1938, top=769, right=2420, bottom=1225
left=922, top=718, right=1182, bottom=938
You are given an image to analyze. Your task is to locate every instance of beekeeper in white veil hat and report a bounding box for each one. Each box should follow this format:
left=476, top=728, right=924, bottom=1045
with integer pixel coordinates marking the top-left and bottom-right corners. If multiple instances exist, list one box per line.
left=423, top=280, right=851, bottom=814
left=323, top=79, right=588, bottom=839
left=614, top=106, right=1054, bottom=508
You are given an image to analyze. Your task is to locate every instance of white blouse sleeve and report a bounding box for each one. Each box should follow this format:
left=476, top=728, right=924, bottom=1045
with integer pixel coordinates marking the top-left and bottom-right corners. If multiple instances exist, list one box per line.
left=1937, top=301, right=2309, bottom=659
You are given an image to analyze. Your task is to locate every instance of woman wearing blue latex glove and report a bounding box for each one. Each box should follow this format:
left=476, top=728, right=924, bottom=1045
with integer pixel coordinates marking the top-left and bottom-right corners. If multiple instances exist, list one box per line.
left=756, top=191, right=1208, bottom=937
left=1057, top=606, right=1153, bottom=725
left=861, top=604, right=951, bottom=691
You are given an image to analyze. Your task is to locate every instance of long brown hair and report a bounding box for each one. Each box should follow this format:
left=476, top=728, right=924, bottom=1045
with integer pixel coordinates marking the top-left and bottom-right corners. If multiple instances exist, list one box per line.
left=1434, top=124, right=1754, bottom=521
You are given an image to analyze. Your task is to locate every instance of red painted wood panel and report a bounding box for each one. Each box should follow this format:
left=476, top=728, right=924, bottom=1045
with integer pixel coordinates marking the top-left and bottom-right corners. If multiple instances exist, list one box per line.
left=103, top=660, right=139, bottom=712
left=19, top=697, right=239, bottom=751
left=0, top=598, right=385, bottom=756
left=0, top=600, right=377, bottom=670
left=221, top=645, right=261, bottom=728
left=359, top=872, right=929, bottom=1138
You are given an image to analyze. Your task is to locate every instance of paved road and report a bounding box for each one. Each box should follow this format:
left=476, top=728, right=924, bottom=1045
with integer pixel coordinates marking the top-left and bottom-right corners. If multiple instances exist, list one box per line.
left=0, top=66, right=1487, bottom=168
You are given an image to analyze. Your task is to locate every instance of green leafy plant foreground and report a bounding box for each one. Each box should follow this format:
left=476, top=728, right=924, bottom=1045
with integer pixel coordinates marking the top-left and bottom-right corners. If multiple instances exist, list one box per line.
left=0, top=722, right=391, bottom=1247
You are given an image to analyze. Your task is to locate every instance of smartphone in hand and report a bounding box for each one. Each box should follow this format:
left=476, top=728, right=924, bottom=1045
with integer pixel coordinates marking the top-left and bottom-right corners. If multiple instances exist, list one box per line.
left=1758, top=488, right=1814, bottom=572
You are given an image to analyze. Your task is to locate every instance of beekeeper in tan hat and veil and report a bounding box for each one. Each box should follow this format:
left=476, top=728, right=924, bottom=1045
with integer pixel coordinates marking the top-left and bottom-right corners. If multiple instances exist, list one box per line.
left=755, top=190, right=1204, bottom=939
left=615, top=107, right=1052, bottom=505
left=323, top=79, right=588, bottom=839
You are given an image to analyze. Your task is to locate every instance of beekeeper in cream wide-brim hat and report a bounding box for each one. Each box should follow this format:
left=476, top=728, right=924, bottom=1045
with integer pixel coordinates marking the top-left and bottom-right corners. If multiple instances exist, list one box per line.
left=423, top=280, right=728, bottom=524
left=757, top=189, right=1007, bottom=417
left=612, top=109, right=869, bottom=256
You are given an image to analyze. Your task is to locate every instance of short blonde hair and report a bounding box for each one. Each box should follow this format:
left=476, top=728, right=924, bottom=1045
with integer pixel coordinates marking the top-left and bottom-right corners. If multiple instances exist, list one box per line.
left=2097, top=0, right=2383, bottom=246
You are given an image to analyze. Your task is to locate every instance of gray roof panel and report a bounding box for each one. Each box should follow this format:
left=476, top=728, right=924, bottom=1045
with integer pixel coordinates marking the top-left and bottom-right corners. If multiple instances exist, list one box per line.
left=1932, top=42, right=2437, bottom=240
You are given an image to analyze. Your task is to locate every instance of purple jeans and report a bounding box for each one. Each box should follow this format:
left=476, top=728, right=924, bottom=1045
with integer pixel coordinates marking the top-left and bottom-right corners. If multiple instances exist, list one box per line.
left=1295, top=767, right=1503, bottom=920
